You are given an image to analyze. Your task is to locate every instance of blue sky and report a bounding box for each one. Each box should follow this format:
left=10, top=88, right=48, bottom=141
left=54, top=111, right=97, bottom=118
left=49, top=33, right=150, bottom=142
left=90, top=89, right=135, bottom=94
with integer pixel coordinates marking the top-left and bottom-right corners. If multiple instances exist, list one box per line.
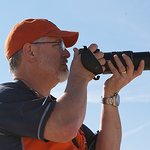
left=0, top=0, right=150, bottom=150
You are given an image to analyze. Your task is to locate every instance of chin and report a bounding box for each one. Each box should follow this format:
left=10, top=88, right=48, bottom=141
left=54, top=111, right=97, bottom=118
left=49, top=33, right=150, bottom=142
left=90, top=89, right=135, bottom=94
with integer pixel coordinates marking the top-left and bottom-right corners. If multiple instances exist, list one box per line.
left=57, top=70, right=69, bottom=83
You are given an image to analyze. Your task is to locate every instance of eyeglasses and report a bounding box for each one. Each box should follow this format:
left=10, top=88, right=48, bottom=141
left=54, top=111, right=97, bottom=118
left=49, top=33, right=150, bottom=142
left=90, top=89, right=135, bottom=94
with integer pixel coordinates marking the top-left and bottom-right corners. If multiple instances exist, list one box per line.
left=31, top=41, right=66, bottom=51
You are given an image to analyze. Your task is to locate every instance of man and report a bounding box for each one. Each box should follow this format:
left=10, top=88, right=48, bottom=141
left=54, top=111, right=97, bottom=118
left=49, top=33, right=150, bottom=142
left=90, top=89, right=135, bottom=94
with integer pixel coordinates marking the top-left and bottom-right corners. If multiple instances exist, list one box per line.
left=0, top=19, right=144, bottom=150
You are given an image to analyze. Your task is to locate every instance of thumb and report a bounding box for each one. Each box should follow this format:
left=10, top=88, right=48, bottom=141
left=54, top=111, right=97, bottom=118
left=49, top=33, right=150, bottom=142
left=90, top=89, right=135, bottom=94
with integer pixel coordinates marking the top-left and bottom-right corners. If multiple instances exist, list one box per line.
left=73, top=47, right=79, bottom=59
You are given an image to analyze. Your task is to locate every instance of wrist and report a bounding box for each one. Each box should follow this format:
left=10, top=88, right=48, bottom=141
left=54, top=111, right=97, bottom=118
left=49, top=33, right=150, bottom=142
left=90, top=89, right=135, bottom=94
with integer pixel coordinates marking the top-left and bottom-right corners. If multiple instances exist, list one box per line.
left=103, top=87, right=119, bottom=98
left=66, top=74, right=89, bottom=90
left=69, top=71, right=94, bottom=82
left=102, top=91, right=117, bottom=98
left=101, top=93, right=120, bottom=107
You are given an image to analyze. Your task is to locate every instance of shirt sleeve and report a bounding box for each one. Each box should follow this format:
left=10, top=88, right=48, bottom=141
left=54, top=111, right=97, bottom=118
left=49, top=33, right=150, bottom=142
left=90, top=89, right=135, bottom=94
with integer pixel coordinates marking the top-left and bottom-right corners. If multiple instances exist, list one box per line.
left=0, top=94, right=56, bottom=141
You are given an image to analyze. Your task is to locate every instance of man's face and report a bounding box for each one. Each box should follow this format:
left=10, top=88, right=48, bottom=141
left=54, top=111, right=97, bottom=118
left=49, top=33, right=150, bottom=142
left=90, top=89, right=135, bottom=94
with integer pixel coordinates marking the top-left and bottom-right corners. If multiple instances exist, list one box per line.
left=33, top=36, right=70, bottom=82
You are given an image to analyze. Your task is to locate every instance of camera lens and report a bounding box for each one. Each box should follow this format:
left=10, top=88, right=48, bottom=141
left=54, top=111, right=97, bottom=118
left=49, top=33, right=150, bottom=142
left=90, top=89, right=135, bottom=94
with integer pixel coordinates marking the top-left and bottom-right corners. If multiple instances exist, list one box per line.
left=103, top=51, right=150, bottom=74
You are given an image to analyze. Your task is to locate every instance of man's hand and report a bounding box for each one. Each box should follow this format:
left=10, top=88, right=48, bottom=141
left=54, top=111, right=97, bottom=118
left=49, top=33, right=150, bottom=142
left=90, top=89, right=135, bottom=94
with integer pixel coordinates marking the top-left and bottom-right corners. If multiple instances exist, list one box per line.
left=103, top=54, right=145, bottom=97
left=70, top=44, right=105, bottom=82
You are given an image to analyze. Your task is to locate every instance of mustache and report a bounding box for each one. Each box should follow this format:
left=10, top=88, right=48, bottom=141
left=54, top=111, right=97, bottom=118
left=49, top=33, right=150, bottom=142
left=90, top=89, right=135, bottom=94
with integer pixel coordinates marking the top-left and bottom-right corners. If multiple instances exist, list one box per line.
left=61, top=58, right=68, bottom=64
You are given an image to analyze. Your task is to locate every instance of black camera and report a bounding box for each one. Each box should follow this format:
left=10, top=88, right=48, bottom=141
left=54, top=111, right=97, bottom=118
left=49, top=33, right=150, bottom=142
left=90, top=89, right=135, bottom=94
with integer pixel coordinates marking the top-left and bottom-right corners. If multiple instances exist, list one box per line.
left=79, top=46, right=150, bottom=75
left=103, top=51, right=150, bottom=74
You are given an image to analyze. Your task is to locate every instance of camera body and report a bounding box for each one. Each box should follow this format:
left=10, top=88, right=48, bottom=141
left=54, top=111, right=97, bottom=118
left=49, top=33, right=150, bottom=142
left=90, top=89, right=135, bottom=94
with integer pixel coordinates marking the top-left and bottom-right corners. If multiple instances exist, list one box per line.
left=79, top=46, right=150, bottom=74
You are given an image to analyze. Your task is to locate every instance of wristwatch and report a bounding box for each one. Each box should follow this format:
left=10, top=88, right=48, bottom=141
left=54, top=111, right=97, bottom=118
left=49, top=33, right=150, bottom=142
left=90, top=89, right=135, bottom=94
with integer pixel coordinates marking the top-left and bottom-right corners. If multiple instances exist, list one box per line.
left=101, top=93, right=120, bottom=107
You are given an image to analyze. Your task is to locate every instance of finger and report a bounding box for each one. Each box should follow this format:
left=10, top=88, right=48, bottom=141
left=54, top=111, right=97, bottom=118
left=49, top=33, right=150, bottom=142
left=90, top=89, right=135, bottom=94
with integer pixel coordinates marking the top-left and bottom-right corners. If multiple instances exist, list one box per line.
left=107, top=60, right=120, bottom=77
left=88, top=44, right=98, bottom=53
left=113, top=55, right=126, bottom=73
left=73, top=47, right=79, bottom=58
left=94, top=51, right=106, bottom=71
left=133, top=60, right=145, bottom=78
left=98, top=58, right=106, bottom=66
left=94, top=51, right=104, bottom=59
left=122, top=54, right=134, bottom=75
left=102, top=66, right=106, bottom=72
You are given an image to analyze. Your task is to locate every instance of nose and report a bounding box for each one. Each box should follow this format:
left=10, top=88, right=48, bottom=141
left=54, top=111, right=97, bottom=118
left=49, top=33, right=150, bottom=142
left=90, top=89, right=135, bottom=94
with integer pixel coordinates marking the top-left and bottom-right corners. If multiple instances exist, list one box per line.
left=62, top=49, right=70, bottom=58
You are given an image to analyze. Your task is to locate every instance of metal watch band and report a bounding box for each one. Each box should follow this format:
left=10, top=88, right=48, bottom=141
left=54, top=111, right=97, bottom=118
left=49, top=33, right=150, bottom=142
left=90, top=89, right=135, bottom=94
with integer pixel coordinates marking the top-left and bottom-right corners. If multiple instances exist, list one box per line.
left=101, top=93, right=120, bottom=107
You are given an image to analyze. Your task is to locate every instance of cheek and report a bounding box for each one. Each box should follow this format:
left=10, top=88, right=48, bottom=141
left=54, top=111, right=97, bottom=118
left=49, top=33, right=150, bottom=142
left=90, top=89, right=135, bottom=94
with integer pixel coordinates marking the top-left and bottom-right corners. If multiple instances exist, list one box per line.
left=38, top=52, right=61, bottom=72
left=49, top=52, right=61, bottom=66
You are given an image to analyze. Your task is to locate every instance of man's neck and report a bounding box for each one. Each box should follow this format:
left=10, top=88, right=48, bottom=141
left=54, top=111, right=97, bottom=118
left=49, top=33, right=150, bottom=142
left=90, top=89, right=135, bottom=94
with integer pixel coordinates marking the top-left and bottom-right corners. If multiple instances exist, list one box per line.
left=13, top=75, right=58, bottom=97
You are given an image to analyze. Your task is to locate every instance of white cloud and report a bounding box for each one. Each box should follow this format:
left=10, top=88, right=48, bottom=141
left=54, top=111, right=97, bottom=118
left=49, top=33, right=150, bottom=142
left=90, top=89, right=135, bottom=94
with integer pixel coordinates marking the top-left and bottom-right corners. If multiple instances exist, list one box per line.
left=87, top=91, right=150, bottom=103
left=120, top=90, right=150, bottom=103
left=123, top=121, right=150, bottom=139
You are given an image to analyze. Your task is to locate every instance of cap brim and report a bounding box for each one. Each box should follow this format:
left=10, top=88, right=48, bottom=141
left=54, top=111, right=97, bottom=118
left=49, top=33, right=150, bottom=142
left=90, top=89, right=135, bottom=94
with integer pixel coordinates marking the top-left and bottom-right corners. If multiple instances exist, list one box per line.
left=45, top=30, right=79, bottom=48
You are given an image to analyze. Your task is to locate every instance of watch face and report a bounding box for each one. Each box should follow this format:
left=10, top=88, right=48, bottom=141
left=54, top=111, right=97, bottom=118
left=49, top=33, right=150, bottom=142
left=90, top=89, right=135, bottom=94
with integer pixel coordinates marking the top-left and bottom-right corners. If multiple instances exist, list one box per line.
left=116, top=94, right=120, bottom=106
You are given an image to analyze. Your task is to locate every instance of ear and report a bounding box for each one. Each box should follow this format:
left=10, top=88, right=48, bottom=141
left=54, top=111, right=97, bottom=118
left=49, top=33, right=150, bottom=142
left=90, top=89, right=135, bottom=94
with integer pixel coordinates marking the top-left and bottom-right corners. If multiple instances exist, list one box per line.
left=22, top=43, right=36, bottom=62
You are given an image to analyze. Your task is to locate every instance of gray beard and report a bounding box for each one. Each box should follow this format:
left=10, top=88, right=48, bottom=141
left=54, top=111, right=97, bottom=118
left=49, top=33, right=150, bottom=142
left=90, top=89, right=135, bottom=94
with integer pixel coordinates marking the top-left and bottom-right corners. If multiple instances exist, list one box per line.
left=56, top=69, right=69, bottom=83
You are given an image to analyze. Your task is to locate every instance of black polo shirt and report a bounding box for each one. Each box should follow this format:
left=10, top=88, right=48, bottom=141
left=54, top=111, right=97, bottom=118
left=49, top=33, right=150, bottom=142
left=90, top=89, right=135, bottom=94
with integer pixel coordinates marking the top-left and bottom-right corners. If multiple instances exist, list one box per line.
left=0, top=80, right=56, bottom=149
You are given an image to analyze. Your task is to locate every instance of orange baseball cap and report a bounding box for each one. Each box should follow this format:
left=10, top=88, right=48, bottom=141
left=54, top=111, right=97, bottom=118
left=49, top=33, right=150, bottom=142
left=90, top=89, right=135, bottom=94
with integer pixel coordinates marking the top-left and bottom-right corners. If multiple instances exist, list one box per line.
left=5, top=19, right=79, bottom=60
